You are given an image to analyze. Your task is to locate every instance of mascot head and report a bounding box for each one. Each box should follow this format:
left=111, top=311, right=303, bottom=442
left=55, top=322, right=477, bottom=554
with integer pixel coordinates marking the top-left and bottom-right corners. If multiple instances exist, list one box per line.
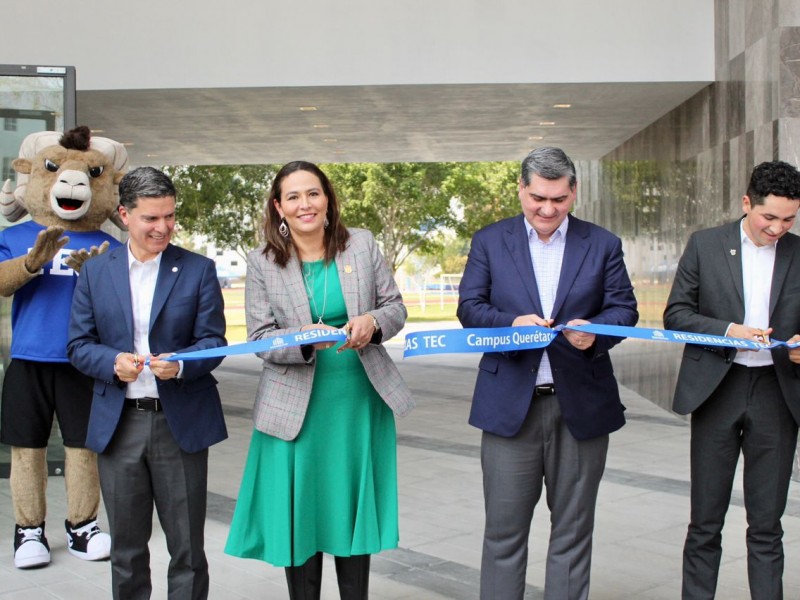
left=1, top=125, right=128, bottom=232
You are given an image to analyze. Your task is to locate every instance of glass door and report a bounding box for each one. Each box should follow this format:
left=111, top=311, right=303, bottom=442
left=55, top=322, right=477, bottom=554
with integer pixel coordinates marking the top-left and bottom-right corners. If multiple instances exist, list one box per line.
left=0, top=64, right=76, bottom=477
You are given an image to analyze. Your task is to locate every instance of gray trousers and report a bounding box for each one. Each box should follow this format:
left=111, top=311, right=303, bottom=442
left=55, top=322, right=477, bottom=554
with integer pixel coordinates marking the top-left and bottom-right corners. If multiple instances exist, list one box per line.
left=480, top=395, right=609, bottom=600
left=98, top=408, right=210, bottom=600
left=683, top=364, right=798, bottom=600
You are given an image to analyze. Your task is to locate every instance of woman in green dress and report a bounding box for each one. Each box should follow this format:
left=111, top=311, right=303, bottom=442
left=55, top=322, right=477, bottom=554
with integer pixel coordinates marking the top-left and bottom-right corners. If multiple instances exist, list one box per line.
left=225, top=161, right=415, bottom=599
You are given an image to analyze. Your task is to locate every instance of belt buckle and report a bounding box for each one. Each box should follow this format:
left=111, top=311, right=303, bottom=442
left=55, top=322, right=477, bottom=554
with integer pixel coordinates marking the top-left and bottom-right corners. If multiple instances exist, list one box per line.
left=132, top=397, right=159, bottom=411
left=535, top=384, right=555, bottom=396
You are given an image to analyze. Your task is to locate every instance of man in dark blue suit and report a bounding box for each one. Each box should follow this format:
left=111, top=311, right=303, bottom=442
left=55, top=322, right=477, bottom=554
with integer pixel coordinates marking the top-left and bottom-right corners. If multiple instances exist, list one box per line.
left=68, top=167, right=227, bottom=600
left=458, top=147, right=638, bottom=600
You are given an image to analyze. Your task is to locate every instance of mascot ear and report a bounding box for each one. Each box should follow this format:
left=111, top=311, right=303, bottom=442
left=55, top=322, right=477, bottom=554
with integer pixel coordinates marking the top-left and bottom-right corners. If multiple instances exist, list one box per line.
left=110, top=170, right=128, bottom=230
left=109, top=211, right=128, bottom=232
left=11, top=158, right=31, bottom=175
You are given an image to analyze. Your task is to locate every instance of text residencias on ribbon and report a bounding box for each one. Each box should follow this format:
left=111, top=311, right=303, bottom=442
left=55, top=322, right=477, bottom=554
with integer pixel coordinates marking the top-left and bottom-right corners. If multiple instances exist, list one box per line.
left=401, top=323, right=800, bottom=358
left=161, top=328, right=348, bottom=363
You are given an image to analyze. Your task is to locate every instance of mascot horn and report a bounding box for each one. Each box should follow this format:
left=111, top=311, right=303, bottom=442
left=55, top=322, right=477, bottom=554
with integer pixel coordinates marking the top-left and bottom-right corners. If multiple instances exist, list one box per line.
left=0, top=125, right=126, bottom=568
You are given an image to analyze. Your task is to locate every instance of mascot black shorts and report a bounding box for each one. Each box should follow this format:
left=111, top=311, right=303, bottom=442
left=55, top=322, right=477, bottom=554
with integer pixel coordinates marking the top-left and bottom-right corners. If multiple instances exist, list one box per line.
left=0, top=359, right=93, bottom=448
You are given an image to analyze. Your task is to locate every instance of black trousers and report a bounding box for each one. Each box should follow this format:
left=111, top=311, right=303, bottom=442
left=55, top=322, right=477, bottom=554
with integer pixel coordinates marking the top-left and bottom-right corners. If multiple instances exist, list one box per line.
left=285, top=552, right=370, bottom=600
left=682, top=364, right=797, bottom=600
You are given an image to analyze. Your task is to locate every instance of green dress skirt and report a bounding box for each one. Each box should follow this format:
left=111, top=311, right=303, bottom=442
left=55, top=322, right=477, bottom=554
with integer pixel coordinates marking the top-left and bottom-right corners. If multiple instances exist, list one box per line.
left=225, top=259, right=399, bottom=567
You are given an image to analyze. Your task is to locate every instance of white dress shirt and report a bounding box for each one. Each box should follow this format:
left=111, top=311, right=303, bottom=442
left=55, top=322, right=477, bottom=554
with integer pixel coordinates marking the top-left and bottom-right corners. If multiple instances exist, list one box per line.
left=525, top=217, right=568, bottom=385
left=126, top=246, right=162, bottom=398
left=734, top=220, right=775, bottom=367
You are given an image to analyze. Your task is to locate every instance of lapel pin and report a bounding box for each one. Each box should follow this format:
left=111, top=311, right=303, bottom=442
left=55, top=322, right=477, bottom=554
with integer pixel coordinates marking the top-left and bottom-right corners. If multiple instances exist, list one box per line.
left=172, top=266, right=178, bottom=272
left=729, top=249, right=736, bottom=256
left=344, top=265, right=352, bottom=274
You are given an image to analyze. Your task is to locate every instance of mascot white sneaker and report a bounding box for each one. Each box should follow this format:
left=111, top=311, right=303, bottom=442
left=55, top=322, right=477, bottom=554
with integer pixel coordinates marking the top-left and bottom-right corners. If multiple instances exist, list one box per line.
left=0, top=126, right=127, bottom=568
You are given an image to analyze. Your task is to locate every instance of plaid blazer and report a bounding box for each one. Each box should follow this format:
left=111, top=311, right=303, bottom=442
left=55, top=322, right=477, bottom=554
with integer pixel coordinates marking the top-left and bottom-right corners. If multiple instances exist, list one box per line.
left=245, top=228, right=414, bottom=440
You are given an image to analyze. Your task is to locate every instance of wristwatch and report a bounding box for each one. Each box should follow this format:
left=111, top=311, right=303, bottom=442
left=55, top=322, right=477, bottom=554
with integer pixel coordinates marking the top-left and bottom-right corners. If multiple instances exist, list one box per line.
left=364, top=312, right=380, bottom=333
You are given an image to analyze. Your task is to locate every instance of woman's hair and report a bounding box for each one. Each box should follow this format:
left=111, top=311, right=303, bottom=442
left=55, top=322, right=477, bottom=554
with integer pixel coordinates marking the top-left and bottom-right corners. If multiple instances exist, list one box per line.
left=262, top=161, right=350, bottom=267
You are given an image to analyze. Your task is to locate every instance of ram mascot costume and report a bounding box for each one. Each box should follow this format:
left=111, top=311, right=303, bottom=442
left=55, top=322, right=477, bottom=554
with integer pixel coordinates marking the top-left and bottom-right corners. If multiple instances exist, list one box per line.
left=0, top=126, right=126, bottom=568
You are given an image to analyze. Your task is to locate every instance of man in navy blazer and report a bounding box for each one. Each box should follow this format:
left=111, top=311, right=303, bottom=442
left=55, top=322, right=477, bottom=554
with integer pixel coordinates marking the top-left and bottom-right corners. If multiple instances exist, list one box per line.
left=458, top=147, right=638, bottom=600
left=68, top=167, right=227, bottom=600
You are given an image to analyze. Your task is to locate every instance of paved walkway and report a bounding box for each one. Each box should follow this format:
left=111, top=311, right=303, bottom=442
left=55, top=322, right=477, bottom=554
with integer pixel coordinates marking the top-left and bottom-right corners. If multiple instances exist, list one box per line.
left=2, top=332, right=800, bottom=598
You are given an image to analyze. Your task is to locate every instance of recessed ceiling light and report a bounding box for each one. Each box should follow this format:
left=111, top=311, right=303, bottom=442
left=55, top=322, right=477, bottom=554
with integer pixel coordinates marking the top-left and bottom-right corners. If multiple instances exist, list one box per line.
left=539, top=121, right=556, bottom=126
left=91, top=129, right=105, bottom=133
left=146, top=154, right=159, bottom=158
left=312, top=124, right=329, bottom=128
left=553, top=104, right=572, bottom=108
left=122, top=142, right=135, bottom=146
left=299, top=106, right=318, bottom=111
left=323, top=138, right=337, bottom=143
left=528, top=136, right=544, bottom=140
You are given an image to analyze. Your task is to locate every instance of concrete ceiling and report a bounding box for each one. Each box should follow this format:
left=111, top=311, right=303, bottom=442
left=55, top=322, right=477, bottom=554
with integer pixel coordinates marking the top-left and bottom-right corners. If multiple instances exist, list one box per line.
left=77, top=81, right=710, bottom=167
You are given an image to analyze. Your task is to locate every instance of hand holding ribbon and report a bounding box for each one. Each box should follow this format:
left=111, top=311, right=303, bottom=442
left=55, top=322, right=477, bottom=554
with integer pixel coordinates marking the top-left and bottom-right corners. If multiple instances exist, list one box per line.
left=115, top=352, right=143, bottom=382
left=511, top=313, right=553, bottom=328
left=788, top=334, right=800, bottom=364
left=338, top=314, right=376, bottom=353
left=726, top=323, right=772, bottom=349
left=149, top=353, right=181, bottom=379
left=561, top=319, right=595, bottom=351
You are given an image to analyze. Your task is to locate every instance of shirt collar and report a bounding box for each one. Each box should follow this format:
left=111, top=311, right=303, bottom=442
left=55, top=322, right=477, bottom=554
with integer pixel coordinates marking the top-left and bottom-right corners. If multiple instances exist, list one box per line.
left=739, top=219, right=778, bottom=250
left=127, top=242, right=163, bottom=268
left=525, top=214, right=569, bottom=243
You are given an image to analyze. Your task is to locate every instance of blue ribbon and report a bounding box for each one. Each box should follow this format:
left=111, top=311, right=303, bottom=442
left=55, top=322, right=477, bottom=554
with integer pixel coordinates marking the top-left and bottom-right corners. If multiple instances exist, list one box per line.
left=402, top=323, right=800, bottom=358
left=147, top=323, right=800, bottom=363
left=569, top=323, right=800, bottom=350
left=158, top=328, right=348, bottom=363
left=403, top=326, right=557, bottom=357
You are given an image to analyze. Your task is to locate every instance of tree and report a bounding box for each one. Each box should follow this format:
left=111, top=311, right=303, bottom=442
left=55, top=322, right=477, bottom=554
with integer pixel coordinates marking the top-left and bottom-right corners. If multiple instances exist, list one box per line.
left=442, top=161, right=519, bottom=239
left=162, top=161, right=520, bottom=274
left=324, top=162, right=454, bottom=273
left=164, top=164, right=278, bottom=259
left=438, top=236, right=470, bottom=275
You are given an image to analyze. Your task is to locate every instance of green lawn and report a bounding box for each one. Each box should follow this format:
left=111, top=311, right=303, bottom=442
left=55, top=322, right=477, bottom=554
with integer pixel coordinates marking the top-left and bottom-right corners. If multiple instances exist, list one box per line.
left=401, top=291, right=458, bottom=319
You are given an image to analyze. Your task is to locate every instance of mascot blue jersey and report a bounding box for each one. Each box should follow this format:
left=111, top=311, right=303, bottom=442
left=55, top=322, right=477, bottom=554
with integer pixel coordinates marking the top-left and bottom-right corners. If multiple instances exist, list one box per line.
left=0, top=221, right=121, bottom=362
